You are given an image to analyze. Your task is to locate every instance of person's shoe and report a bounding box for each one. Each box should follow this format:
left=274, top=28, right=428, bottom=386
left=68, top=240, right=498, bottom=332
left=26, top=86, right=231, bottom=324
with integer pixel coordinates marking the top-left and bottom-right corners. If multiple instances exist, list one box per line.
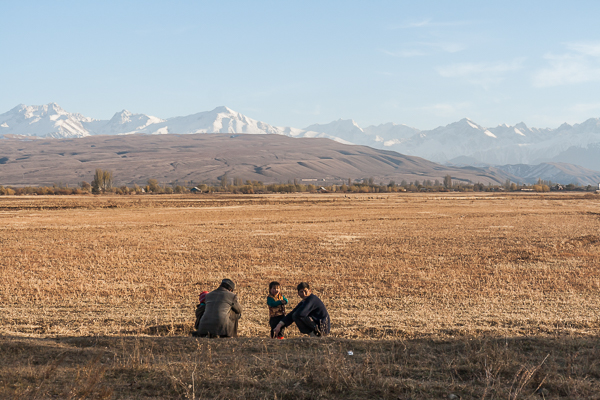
left=277, top=336, right=284, bottom=340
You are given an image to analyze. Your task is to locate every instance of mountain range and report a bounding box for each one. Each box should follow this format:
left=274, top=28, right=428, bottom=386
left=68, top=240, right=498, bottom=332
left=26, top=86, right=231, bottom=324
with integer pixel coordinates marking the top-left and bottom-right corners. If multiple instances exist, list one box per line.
left=0, top=133, right=517, bottom=187
left=2, top=103, right=600, bottom=185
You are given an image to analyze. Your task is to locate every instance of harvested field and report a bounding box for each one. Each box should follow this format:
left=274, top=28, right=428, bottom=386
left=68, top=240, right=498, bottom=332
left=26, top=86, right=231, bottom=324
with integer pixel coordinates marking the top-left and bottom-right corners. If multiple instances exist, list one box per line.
left=1, top=192, right=599, bottom=398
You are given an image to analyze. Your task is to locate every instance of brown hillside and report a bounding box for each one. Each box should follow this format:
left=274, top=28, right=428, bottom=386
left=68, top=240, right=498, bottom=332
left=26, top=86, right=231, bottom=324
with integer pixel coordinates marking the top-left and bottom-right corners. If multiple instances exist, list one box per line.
left=0, top=133, right=508, bottom=186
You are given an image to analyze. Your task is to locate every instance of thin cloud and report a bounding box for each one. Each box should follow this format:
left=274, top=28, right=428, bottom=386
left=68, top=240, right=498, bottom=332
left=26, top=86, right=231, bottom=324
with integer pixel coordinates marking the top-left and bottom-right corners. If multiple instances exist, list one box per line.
left=566, top=42, right=600, bottom=57
left=437, top=59, right=524, bottom=86
left=392, top=18, right=477, bottom=29
left=380, top=42, right=465, bottom=58
left=533, top=42, right=600, bottom=87
left=379, top=48, right=427, bottom=57
left=421, top=42, right=465, bottom=53
left=405, top=18, right=432, bottom=28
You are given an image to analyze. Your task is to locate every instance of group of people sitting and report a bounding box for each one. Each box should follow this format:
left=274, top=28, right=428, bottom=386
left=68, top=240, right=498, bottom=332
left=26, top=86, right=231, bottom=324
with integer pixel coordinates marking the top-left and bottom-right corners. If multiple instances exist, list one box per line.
left=193, top=279, right=330, bottom=338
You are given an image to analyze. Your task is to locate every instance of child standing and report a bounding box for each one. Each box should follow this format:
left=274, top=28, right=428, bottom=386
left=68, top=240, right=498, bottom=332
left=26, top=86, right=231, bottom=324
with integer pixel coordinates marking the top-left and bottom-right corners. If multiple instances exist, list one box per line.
left=267, top=281, right=288, bottom=338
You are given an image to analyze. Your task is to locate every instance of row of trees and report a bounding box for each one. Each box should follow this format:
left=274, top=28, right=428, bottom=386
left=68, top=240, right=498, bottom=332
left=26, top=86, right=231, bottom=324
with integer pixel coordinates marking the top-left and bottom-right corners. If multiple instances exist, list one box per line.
left=0, top=170, right=597, bottom=196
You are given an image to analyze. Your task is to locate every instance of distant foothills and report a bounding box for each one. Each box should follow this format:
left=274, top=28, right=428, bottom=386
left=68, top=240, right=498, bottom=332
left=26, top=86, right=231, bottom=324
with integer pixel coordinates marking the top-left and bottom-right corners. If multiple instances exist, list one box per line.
left=1, top=103, right=600, bottom=187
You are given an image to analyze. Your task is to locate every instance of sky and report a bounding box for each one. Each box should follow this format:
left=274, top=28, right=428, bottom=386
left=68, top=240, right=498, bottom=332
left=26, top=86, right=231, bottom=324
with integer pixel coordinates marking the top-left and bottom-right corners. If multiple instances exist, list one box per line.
left=2, top=1, right=600, bottom=130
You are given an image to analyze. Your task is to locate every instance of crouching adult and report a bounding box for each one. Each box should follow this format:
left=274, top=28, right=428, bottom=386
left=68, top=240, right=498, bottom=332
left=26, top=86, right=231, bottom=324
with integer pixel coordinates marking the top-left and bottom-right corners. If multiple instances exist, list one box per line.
left=273, top=282, right=330, bottom=337
left=195, top=279, right=242, bottom=338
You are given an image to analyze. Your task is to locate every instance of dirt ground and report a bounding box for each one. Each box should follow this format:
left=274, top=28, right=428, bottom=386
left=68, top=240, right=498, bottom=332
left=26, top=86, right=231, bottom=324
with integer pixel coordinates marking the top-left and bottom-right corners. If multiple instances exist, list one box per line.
left=1, top=192, right=599, bottom=398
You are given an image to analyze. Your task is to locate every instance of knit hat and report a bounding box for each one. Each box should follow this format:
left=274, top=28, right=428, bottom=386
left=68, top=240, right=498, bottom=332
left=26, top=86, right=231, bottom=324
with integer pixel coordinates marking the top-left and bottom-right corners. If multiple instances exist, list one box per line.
left=199, top=291, right=209, bottom=304
left=220, top=278, right=235, bottom=291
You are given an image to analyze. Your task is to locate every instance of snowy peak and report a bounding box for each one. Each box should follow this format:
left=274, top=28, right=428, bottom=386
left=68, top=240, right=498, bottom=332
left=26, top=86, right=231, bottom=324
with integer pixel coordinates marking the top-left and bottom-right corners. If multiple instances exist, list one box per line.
left=300, top=119, right=368, bottom=145
left=513, top=127, right=526, bottom=136
left=573, top=117, right=600, bottom=133
left=91, top=110, right=166, bottom=135
left=428, top=118, right=496, bottom=141
left=42, top=102, right=66, bottom=114
left=459, top=118, right=494, bottom=137
left=463, top=118, right=481, bottom=130
left=211, top=105, right=235, bottom=114
left=157, top=106, right=287, bottom=135
left=110, top=109, right=164, bottom=126
left=556, top=122, right=572, bottom=132
left=3, top=103, right=600, bottom=173
left=0, top=103, right=279, bottom=138
left=514, top=122, right=529, bottom=130
left=304, top=119, right=364, bottom=135
left=111, top=109, right=134, bottom=122
left=0, top=102, right=91, bottom=138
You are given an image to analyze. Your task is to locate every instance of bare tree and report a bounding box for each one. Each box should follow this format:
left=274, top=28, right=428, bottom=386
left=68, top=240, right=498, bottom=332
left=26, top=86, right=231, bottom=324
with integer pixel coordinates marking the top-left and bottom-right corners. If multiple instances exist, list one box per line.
left=147, top=179, right=161, bottom=193
left=91, top=169, right=113, bottom=193
left=444, top=175, right=452, bottom=189
left=220, top=172, right=229, bottom=188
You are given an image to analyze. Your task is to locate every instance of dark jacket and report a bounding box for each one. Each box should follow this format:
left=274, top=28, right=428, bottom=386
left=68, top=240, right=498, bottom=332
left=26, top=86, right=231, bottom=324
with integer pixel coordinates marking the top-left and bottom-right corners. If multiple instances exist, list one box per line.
left=194, top=304, right=205, bottom=330
left=197, top=287, right=242, bottom=337
left=281, top=294, right=330, bottom=334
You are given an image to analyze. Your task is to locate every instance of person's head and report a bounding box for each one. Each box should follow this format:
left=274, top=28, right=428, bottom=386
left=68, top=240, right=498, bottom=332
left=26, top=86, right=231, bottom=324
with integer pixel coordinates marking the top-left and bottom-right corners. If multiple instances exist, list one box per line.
left=269, top=281, right=281, bottom=297
left=297, top=282, right=311, bottom=299
left=199, top=291, right=209, bottom=304
left=220, top=278, right=235, bottom=292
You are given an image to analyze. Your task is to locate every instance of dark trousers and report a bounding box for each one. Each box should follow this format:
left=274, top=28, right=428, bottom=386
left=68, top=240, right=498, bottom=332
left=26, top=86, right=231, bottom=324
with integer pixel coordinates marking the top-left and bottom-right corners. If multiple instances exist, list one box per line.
left=293, top=314, right=328, bottom=336
left=269, top=315, right=285, bottom=338
left=293, top=314, right=318, bottom=335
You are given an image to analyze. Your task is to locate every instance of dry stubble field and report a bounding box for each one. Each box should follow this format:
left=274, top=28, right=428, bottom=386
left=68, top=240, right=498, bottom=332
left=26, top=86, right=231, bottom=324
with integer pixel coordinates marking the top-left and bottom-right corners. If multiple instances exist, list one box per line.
left=1, top=193, right=599, bottom=399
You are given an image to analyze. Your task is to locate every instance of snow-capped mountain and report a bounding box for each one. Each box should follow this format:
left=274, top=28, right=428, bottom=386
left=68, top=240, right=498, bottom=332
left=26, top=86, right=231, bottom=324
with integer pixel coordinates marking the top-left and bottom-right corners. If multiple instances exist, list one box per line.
left=303, top=119, right=367, bottom=145
left=143, top=106, right=289, bottom=135
left=3, top=102, right=600, bottom=172
left=302, top=115, right=600, bottom=171
left=363, top=122, right=420, bottom=147
left=309, top=117, right=561, bottom=164
left=0, top=104, right=296, bottom=138
left=0, top=103, right=92, bottom=138
left=0, top=103, right=351, bottom=143
left=84, top=110, right=166, bottom=135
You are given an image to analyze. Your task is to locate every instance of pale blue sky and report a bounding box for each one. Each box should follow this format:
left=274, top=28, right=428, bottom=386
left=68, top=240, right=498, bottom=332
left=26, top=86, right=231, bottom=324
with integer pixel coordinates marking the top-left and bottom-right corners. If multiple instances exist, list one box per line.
left=2, top=1, right=600, bottom=129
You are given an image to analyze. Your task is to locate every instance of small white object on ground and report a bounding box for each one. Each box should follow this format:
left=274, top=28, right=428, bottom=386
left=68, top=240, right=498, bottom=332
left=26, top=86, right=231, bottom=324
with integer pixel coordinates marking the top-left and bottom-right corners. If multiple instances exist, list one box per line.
left=347, top=351, right=354, bottom=355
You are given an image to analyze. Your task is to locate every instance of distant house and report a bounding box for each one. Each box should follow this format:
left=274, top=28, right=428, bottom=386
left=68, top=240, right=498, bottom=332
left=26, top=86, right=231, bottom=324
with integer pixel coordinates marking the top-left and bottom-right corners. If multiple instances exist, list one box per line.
left=317, top=187, right=328, bottom=193
left=190, top=187, right=202, bottom=193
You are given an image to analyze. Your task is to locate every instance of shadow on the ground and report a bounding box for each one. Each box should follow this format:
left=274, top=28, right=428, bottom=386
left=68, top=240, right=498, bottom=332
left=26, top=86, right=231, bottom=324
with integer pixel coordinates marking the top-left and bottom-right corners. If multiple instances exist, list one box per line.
left=1, top=334, right=599, bottom=399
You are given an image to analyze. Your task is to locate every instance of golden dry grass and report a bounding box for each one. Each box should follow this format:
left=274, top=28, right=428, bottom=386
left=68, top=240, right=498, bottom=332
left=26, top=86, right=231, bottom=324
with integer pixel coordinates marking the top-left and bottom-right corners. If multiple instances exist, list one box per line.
left=1, top=192, right=599, bottom=398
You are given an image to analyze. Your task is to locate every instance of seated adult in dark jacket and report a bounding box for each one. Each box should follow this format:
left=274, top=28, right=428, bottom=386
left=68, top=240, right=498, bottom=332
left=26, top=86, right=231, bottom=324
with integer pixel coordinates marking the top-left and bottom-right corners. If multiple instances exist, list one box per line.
left=196, top=279, right=242, bottom=337
left=273, top=282, right=330, bottom=337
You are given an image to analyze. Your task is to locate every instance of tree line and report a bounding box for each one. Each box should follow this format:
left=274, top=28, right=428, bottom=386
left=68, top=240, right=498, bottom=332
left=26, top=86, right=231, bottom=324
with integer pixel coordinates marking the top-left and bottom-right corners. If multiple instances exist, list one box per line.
left=0, top=170, right=597, bottom=196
